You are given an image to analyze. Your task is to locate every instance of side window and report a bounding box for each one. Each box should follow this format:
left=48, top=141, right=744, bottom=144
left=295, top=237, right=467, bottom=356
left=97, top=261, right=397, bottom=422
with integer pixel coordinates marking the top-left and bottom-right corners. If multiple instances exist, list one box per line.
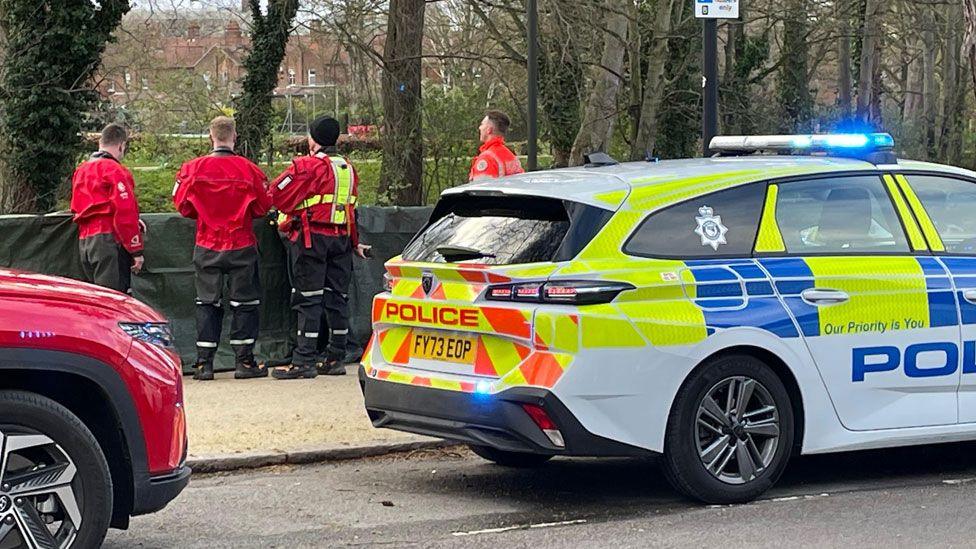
left=773, top=175, right=909, bottom=254
left=903, top=174, right=976, bottom=254
left=623, top=184, right=765, bottom=258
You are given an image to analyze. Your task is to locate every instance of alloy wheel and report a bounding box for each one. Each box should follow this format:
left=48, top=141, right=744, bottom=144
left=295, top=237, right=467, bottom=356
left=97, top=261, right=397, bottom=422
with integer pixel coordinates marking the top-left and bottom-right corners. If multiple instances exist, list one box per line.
left=695, top=376, right=781, bottom=485
left=0, top=426, right=82, bottom=549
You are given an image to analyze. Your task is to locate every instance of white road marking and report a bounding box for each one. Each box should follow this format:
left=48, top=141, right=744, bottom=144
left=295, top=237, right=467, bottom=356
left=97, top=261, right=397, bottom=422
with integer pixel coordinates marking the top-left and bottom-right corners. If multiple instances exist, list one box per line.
left=452, top=519, right=587, bottom=537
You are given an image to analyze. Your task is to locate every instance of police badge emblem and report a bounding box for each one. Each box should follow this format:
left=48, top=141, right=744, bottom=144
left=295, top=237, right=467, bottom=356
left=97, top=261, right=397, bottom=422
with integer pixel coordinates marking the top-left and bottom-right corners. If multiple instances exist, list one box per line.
left=694, top=205, right=728, bottom=251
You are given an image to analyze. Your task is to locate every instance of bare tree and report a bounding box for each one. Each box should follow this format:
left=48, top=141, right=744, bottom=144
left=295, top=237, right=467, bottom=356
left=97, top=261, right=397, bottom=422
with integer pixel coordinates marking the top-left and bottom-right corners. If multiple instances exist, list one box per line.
left=836, top=0, right=853, bottom=117
left=965, top=0, right=976, bottom=105
left=631, top=0, right=676, bottom=160
left=855, top=0, right=883, bottom=123
left=569, top=1, right=630, bottom=166
left=378, top=0, right=426, bottom=205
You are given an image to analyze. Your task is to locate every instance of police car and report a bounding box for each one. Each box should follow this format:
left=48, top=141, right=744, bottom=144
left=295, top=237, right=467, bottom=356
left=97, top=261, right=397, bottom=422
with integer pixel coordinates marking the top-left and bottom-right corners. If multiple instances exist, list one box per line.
left=359, top=133, right=976, bottom=503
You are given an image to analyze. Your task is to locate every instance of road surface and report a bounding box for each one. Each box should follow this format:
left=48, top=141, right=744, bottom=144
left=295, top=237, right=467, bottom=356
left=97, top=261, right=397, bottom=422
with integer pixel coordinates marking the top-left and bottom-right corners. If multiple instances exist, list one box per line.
left=106, top=442, right=976, bottom=547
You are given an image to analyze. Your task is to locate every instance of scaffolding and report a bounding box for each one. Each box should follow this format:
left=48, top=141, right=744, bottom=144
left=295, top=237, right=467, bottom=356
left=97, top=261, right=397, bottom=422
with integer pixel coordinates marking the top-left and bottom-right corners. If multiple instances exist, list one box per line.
left=278, top=84, right=340, bottom=135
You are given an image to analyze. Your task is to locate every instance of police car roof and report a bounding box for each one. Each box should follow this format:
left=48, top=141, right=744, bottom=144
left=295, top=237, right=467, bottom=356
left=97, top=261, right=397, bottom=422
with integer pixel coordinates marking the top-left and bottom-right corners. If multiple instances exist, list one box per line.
left=443, top=156, right=976, bottom=210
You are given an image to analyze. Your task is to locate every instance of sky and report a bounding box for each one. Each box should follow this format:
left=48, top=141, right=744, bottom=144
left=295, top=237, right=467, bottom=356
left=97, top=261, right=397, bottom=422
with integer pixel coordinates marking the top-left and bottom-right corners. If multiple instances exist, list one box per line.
left=130, top=0, right=252, bottom=15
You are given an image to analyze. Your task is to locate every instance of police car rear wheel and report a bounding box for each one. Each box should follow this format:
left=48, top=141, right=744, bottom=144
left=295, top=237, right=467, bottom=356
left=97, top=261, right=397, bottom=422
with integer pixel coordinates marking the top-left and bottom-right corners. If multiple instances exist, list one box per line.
left=468, top=445, right=553, bottom=468
left=662, top=355, right=794, bottom=504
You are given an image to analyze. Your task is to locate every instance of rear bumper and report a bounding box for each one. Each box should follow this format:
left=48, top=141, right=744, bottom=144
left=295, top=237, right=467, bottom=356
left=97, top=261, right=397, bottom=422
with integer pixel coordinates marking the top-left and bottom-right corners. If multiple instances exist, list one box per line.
left=360, top=366, right=654, bottom=457
left=132, top=465, right=191, bottom=516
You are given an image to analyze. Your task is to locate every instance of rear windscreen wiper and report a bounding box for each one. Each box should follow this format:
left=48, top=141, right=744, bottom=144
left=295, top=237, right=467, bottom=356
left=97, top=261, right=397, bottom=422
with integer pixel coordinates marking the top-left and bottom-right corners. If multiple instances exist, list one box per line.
left=436, top=245, right=497, bottom=261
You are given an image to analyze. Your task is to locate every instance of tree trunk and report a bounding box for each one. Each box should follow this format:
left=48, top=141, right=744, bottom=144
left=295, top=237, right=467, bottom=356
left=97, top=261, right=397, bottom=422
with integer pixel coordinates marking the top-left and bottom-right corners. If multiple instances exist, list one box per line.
left=940, top=2, right=966, bottom=165
left=902, top=39, right=923, bottom=122
left=964, top=0, right=976, bottom=110
left=627, top=13, right=643, bottom=148
left=722, top=14, right=744, bottom=132
left=855, top=0, right=883, bottom=124
left=538, top=0, right=584, bottom=169
left=836, top=0, right=853, bottom=117
left=235, top=0, right=300, bottom=161
left=631, top=0, right=675, bottom=160
left=569, top=2, right=629, bottom=166
left=378, top=0, right=425, bottom=205
left=922, top=9, right=938, bottom=158
left=778, top=0, right=812, bottom=132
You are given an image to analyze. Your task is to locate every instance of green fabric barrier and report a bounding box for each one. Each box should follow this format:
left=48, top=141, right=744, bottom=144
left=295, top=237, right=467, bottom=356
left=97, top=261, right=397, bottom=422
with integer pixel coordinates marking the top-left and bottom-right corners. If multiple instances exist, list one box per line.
left=0, top=207, right=432, bottom=373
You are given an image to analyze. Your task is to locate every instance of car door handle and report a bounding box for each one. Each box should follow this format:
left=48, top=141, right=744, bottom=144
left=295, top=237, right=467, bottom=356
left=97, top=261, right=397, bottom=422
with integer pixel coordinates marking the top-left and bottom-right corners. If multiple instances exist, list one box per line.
left=801, top=288, right=850, bottom=305
left=964, top=290, right=976, bottom=305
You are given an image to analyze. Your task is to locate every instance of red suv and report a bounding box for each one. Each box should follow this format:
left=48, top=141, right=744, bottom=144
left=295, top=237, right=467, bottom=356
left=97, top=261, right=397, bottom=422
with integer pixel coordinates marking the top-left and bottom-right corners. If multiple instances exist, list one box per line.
left=0, top=269, right=188, bottom=547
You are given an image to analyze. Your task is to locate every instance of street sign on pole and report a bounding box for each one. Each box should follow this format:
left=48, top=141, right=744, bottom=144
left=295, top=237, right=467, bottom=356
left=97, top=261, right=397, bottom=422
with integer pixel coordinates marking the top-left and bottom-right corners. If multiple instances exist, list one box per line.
left=695, top=0, right=739, bottom=19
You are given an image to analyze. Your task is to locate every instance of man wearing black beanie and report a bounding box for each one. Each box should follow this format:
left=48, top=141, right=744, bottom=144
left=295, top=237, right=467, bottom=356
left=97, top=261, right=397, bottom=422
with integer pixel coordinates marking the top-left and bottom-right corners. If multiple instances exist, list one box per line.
left=269, top=116, right=370, bottom=379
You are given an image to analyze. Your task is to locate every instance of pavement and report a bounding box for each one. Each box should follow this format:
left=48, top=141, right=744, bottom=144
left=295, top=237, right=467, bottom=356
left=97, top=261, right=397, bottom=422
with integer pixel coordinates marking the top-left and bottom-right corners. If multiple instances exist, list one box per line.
left=182, top=364, right=442, bottom=469
left=107, top=441, right=976, bottom=547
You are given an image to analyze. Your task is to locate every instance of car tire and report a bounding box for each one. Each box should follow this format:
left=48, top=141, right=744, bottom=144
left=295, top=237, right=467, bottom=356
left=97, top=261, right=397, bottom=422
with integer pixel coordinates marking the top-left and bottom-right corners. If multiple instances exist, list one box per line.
left=468, top=445, right=554, bottom=468
left=0, top=390, right=113, bottom=549
left=662, top=354, right=794, bottom=504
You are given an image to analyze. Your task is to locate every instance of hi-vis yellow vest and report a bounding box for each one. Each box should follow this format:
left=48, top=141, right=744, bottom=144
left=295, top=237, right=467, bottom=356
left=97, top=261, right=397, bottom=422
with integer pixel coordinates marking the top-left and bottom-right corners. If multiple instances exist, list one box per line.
left=277, top=156, right=355, bottom=227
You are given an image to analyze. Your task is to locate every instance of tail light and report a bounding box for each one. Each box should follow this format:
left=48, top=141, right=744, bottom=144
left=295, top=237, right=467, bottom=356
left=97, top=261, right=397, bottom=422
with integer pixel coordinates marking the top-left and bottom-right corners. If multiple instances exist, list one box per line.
left=521, top=403, right=565, bottom=448
left=486, top=280, right=634, bottom=305
left=382, top=272, right=394, bottom=292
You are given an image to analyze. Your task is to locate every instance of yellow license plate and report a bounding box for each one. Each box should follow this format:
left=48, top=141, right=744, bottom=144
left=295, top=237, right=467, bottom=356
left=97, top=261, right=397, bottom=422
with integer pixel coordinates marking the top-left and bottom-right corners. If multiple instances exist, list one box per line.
left=410, top=332, right=478, bottom=364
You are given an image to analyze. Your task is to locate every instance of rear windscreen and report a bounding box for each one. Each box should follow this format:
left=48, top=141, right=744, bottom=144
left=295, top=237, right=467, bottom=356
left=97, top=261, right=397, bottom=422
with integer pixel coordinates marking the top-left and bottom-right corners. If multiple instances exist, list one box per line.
left=402, top=194, right=613, bottom=265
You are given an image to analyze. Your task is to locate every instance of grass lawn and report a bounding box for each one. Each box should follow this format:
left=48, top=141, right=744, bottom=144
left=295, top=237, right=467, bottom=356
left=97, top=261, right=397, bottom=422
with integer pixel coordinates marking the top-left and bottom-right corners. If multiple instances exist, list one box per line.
left=130, top=154, right=551, bottom=213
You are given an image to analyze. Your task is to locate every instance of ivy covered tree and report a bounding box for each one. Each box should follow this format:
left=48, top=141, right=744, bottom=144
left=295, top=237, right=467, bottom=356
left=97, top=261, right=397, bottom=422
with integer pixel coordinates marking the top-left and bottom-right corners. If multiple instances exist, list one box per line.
left=236, top=0, right=299, bottom=161
left=0, top=0, right=129, bottom=213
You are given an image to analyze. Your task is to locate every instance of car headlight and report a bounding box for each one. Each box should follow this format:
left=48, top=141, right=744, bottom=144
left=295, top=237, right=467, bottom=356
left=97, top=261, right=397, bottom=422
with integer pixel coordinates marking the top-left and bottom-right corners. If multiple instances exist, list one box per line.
left=119, top=322, right=174, bottom=348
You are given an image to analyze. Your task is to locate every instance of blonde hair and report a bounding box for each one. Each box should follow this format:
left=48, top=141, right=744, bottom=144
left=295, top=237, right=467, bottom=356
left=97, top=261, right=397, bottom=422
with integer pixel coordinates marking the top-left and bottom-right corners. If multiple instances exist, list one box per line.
left=210, top=116, right=236, bottom=142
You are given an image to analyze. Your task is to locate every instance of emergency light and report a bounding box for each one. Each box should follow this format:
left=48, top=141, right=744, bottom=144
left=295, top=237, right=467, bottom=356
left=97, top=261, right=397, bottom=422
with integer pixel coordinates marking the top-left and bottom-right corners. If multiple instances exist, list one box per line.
left=708, top=133, right=896, bottom=164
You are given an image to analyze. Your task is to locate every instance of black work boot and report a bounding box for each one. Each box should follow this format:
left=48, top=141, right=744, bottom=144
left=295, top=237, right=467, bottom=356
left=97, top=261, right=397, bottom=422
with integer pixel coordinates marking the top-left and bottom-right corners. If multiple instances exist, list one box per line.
left=315, top=355, right=346, bottom=376
left=235, top=357, right=268, bottom=380
left=192, top=359, right=214, bottom=381
left=261, top=350, right=295, bottom=370
left=272, top=363, right=318, bottom=380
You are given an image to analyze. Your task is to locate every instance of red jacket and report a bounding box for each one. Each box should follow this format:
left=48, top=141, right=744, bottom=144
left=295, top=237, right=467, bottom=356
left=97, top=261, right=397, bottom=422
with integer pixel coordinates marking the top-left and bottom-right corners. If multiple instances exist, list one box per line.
left=270, top=150, right=360, bottom=248
left=70, top=152, right=144, bottom=256
left=173, top=151, right=271, bottom=252
left=469, top=136, right=525, bottom=181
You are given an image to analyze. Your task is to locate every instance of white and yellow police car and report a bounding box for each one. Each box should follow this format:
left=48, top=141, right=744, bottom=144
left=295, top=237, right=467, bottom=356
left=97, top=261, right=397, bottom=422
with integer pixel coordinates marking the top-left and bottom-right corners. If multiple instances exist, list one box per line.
left=359, top=133, right=976, bottom=503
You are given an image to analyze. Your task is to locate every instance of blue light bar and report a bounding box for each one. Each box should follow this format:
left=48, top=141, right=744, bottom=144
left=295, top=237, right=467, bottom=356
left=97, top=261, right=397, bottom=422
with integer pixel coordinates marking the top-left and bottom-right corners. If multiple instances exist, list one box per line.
left=871, top=133, right=895, bottom=148
left=710, top=133, right=895, bottom=153
left=790, top=135, right=813, bottom=148
left=824, top=134, right=869, bottom=148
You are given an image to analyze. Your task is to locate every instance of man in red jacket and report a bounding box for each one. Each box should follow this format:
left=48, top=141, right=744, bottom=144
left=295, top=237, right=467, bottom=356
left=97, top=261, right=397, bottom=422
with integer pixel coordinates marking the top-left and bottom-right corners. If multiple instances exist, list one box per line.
left=469, top=110, right=525, bottom=181
left=71, top=123, right=144, bottom=294
left=270, top=116, right=370, bottom=380
left=173, top=116, right=272, bottom=381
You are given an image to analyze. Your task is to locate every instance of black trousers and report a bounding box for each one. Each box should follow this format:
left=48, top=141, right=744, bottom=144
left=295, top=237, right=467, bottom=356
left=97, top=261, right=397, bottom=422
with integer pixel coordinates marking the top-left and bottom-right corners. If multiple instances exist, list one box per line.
left=79, top=234, right=132, bottom=294
left=277, top=230, right=333, bottom=359
left=289, top=233, right=353, bottom=366
left=193, top=245, right=261, bottom=363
